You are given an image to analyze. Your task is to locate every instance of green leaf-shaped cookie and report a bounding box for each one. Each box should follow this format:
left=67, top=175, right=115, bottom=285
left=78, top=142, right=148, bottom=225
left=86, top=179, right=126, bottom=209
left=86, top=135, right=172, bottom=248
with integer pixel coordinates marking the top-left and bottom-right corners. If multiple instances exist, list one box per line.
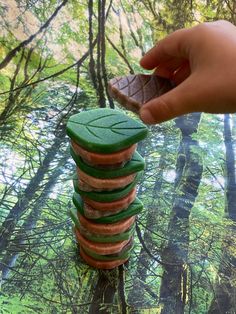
left=66, top=108, right=148, bottom=153
left=72, top=193, right=143, bottom=223
left=73, top=171, right=143, bottom=202
left=71, top=216, right=135, bottom=243
left=70, top=146, right=145, bottom=178
left=81, top=241, right=133, bottom=261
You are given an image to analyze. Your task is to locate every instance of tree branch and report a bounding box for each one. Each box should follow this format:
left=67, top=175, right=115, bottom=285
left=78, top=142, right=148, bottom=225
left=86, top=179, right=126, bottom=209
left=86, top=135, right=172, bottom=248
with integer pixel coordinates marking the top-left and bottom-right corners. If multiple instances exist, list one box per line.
left=0, top=40, right=97, bottom=96
left=106, top=36, right=134, bottom=74
left=0, top=0, right=69, bottom=70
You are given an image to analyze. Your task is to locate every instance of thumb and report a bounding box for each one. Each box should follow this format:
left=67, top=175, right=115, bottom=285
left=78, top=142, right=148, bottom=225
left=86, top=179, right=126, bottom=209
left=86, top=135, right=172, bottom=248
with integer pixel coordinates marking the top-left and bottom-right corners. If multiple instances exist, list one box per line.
left=139, top=75, right=201, bottom=124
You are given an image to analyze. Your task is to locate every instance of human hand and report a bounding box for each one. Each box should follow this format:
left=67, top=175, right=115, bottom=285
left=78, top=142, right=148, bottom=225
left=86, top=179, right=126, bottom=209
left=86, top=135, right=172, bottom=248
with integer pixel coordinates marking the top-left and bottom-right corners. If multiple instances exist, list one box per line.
left=139, top=20, right=236, bottom=124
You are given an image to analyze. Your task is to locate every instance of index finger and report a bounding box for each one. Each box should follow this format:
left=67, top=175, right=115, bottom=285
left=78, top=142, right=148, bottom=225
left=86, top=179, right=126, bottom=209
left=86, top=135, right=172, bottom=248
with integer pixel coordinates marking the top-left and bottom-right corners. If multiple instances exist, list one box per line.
left=140, top=28, right=191, bottom=70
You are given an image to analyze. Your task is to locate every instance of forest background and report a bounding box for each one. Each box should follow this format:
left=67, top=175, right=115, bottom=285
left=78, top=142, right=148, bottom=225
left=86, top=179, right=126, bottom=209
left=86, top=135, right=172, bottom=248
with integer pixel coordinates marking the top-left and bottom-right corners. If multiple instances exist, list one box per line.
left=0, top=0, right=236, bottom=313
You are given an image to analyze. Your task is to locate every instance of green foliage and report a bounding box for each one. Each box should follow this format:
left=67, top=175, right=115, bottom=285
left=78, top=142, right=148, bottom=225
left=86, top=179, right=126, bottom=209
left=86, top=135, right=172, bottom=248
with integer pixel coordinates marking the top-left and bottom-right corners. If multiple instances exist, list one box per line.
left=0, top=295, right=44, bottom=314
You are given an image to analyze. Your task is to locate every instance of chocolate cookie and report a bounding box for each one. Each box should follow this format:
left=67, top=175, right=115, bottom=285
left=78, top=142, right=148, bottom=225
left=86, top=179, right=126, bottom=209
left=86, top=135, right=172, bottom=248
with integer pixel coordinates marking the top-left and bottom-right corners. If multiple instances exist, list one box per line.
left=108, top=74, right=172, bottom=113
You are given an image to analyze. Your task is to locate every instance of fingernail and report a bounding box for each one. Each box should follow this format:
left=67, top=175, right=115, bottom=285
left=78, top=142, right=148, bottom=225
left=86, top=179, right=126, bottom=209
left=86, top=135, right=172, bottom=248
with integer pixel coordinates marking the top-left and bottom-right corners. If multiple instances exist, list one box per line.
left=140, top=108, right=156, bottom=124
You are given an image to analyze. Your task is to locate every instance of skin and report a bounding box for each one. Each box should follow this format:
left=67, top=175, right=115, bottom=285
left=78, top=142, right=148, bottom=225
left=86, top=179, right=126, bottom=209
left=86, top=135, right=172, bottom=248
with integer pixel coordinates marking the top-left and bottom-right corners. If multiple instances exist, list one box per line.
left=139, top=20, right=236, bottom=124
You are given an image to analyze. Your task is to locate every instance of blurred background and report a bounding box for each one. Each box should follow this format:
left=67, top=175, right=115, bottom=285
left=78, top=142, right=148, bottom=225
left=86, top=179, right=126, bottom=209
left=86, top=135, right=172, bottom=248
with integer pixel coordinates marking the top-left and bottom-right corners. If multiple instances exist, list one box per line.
left=0, top=1, right=236, bottom=313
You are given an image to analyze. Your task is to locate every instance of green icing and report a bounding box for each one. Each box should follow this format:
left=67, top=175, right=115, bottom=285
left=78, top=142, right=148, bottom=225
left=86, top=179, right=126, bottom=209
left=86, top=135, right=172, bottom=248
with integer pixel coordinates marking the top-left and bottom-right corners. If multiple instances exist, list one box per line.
left=70, top=146, right=145, bottom=178
left=66, top=108, right=148, bottom=153
left=73, top=171, right=143, bottom=202
left=69, top=207, right=80, bottom=228
left=71, top=193, right=143, bottom=223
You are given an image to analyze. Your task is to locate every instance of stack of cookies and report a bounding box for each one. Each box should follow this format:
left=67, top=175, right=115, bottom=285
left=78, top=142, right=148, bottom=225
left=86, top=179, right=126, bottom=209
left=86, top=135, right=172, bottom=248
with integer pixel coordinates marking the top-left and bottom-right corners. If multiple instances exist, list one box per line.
left=66, top=108, right=148, bottom=269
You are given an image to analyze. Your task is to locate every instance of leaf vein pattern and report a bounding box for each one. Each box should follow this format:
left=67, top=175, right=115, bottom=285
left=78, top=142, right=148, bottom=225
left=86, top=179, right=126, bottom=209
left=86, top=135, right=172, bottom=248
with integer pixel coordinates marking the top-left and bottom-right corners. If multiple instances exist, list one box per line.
left=86, top=126, right=102, bottom=139
left=88, top=113, right=118, bottom=125
left=109, top=129, right=128, bottom=136
left=69, top=121, right=145, bottom=130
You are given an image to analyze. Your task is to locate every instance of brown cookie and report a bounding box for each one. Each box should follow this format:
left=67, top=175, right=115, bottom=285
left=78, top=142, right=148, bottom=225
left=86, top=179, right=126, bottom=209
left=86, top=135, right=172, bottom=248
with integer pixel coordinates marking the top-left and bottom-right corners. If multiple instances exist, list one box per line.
left=108, top=74, right=172, bottom=113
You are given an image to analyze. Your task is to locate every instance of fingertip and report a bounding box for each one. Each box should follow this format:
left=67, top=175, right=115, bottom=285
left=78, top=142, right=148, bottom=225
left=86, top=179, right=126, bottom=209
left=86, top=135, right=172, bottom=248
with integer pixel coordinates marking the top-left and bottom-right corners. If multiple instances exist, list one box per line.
left=140, top=98, right=169, bottom=124
left=140, top=45, right=160, bottom=70
left=139, top=57, right=146, bottom=68
left=140, top=98, right=172, bottom=124
left=139, top=57, right=154, bottom=70
left=140, top=90, right=186, bottom=124
left=139, top=107, right=156, bottom=124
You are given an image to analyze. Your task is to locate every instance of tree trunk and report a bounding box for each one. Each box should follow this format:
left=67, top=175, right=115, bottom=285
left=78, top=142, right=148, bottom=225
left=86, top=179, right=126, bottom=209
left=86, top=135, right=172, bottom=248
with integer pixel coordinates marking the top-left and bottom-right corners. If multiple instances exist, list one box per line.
left=100, top=0, right=114, bottom=108
left=160, top=113, right=203, bottom=314
left=97, top=0, right=107, bottom=108
left=118, top=265, right=128, bottom=314
left=88, top=0, right=98, bottom=90
left=208, top=114, right=236, bottom=314
left=128, top=131, right=173, bottom=306
left=88, top=269, right=119, bottom=314
left=223, top=114, right=236, bottom=219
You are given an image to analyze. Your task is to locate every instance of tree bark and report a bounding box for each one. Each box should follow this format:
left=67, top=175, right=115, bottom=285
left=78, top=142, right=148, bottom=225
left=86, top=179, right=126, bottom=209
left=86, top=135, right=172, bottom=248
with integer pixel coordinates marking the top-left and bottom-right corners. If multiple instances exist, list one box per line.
left=88, top=269, right=119, bottom=314
left=88, top=0, right=98, bottom=90
left=118, top=265, right=128, bottom=314
left=97, top=0, right=107, bottom=108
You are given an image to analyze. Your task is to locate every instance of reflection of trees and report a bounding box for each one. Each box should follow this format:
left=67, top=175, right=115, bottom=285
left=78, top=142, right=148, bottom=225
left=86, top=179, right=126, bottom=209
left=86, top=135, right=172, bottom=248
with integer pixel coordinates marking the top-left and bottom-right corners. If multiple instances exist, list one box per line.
left=0, top=47, right=49, bottom=132
left=89, top=0, right=114, bottom=108
left=159, top=113, right=203, bottom=314
left=0, top=48, right=86, bottom=311
left=208, top=114, right=236, bottom=313
left=0, top=86, right=93, bottom=311
left=0, top=54, right=84, bottom=264
left=128, top=125, right=176, bottom=307
left=0, top=0, right=236, bottom=312
left=120, top=2, right=145, bottom=56
left=0, top=0, right=68, bottom=71
left=0, top=126, right=66, bottom=252
left=0, top=155, right=67, bottom=280
left=127, top=114, right=203, bottom=313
